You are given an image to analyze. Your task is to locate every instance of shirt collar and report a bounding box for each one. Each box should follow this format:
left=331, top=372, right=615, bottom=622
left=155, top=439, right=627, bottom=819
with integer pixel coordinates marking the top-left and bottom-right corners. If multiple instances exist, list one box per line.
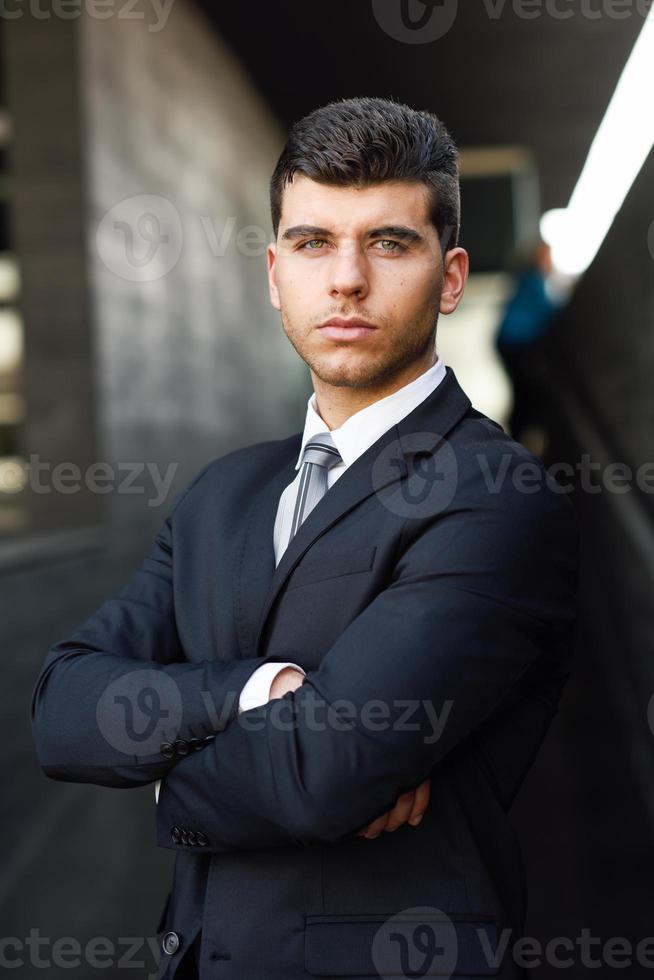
left=295, top=355, right=447, bottom=471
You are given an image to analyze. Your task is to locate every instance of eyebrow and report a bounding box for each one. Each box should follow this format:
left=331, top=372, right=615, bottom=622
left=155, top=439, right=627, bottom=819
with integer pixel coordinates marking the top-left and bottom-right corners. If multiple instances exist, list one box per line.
left=281, top=224, right=425, bottom=245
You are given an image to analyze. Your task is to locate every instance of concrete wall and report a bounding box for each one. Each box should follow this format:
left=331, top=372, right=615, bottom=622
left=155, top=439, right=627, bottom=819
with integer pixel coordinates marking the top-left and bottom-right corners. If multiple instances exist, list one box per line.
left=4, top=15, right=100, bottom=532
left=1, top=5, right=307, bottom=975
left=80, top=2, right=306, bottom=530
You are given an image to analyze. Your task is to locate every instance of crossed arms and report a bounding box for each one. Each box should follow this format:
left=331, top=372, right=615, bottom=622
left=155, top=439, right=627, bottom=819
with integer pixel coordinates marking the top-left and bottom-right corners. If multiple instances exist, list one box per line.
left=267, top=666, right=431, bottom=838
left=31, top=466, right=578, bottom=852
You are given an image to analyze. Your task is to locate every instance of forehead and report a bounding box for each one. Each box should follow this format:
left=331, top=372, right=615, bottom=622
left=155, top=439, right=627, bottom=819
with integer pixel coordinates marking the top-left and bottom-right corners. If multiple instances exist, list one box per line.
left=279, top=175, right=431, bottom=232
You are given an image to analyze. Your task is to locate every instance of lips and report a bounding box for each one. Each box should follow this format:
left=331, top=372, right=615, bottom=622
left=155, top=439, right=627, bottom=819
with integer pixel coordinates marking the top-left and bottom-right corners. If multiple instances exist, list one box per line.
left=317, top=318, right=378, bottom=341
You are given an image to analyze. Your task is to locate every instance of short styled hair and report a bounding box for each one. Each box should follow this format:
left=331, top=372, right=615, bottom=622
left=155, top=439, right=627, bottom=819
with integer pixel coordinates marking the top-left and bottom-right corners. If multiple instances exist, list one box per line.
left=269, top=96, right=461, bottom=253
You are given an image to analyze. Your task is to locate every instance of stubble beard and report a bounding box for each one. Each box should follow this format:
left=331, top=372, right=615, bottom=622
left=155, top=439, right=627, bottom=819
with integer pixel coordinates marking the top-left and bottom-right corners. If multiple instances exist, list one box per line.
left=281, top=307, right=440, bottom=391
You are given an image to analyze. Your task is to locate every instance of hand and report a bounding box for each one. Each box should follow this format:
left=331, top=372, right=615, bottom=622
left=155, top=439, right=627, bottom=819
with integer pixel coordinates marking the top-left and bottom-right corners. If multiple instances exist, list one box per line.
left=269, top=666, right=305, bottom=700
left=356, top=777, right=431, bottom=839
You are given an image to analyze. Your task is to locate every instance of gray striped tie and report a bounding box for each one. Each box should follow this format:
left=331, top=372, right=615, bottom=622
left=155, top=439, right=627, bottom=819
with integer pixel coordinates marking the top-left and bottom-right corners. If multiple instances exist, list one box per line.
left=288, top=432, right=342, bottom=543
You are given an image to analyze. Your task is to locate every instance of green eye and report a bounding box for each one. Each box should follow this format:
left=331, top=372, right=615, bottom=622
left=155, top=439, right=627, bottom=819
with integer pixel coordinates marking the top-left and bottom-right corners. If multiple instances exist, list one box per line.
left=379, top=240, right=400, bottom=251
left=303, top=239, right=325, bottom=249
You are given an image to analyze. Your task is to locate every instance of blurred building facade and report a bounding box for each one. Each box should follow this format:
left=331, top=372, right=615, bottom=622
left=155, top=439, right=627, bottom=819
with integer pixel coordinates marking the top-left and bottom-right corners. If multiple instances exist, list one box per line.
left=0, top=7, right=306, bottom=973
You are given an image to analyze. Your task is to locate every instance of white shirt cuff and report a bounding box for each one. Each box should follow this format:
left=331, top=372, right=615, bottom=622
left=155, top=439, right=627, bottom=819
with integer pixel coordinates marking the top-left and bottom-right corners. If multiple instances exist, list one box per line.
left=238, top=661, right=305, bottom=714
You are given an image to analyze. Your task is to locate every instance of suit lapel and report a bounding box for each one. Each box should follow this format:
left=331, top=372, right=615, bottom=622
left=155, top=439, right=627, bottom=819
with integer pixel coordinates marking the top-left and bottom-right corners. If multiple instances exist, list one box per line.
left=238, top=366, right=472, bottom=659
left=234, top=436, right=300, bottom=659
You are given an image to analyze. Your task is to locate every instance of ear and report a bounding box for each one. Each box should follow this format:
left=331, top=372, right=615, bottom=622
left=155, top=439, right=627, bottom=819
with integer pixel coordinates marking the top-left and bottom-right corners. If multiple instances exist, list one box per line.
left=439, top=247, right=469, bottom=315
left=267, top=241, right=281, bottom=311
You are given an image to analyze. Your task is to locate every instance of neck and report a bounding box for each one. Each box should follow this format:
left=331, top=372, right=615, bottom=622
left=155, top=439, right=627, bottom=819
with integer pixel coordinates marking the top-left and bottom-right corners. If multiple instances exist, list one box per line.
left=312, top=349, right=438, bottom=430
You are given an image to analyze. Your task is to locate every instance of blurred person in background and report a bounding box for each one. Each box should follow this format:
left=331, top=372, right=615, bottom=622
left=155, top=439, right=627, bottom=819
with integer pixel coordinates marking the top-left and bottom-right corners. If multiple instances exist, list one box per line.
left=495, top=240, right=567, bottom=453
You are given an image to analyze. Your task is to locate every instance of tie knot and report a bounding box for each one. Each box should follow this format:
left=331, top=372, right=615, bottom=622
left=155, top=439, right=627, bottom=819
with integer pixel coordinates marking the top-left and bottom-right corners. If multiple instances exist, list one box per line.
left=301, top=432, right=342, bottom=470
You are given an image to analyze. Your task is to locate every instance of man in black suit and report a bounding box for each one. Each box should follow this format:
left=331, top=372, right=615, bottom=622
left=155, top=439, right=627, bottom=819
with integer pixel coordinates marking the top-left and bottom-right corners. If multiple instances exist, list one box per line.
left=31, top=97, right=578, bottom=979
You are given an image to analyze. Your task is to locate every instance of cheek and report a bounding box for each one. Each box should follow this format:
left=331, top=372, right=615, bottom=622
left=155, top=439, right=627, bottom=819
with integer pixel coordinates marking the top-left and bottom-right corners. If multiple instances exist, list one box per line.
left=395, top=267, right=438, bottom=309
left=281, top=264, right=323, bottom=302
left=379, top=268, right=427, bottom=311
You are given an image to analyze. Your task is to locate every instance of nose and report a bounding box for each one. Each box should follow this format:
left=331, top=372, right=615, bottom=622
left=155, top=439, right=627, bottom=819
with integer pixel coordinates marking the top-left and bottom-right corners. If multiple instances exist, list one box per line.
left=327, top=244, right=369, bottom=300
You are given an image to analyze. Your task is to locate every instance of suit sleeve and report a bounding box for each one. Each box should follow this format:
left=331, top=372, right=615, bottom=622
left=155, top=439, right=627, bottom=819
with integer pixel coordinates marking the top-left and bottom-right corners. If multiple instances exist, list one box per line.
left=153, top=662, right=306, bottom=803
left=30, top=461, right=290, bottom=788
left=155, top=480, right=579, bottom=851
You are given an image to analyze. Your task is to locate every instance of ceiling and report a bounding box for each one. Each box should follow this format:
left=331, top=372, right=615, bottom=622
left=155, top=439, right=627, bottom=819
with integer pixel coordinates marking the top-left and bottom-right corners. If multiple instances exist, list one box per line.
left=197, top=1, right=645, bottom=213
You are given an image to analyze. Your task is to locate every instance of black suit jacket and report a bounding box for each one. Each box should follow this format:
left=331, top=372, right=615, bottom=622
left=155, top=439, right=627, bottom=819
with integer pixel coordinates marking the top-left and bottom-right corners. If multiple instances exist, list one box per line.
left=31, top=368, right=579, bottom=979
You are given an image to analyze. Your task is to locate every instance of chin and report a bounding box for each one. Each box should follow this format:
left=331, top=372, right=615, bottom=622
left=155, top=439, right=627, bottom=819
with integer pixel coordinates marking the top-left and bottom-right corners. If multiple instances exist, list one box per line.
left=311, top=356, right=390, bottom=390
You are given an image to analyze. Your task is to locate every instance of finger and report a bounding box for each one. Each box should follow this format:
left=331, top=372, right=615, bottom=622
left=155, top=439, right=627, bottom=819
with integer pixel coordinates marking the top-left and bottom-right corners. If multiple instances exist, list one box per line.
left=408, top=778, right=431, bottom=826
left=383, top=790, right=417, bottom=833
left=357, top=812, right=390, bottom=839
left=356, top=779, right=431, bottom=837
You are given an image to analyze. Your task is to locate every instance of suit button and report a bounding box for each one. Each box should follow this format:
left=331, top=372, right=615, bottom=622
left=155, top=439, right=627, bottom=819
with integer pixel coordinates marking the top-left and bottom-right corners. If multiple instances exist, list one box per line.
left=161, top=742, right=175, bottom=759
left=186, top=830, right=197, bottom=846
left=171, top=826, right=181, bottom=844
left=162, top=931, right=180, bottom=955
left=180, top=829, right=189, bottom=845
left=202, top=734, right=215, bottom=744
left=188, top=737, right=203, bottom=752
left=196, top=831, right=208, bottom=847
left=174, top=739, right=189, bottom=756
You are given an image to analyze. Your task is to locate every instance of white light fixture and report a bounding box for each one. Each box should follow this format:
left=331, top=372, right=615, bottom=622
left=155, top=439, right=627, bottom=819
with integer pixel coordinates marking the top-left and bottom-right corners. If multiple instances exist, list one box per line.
left=0, top=310, right=23, bottom=374
left=541, top=9, right=654, bottom=276
left=0, top=256, right=20, bottom=302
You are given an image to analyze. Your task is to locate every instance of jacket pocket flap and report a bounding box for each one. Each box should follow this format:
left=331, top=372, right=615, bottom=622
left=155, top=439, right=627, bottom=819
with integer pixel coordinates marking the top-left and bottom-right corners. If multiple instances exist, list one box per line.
left=304, top=911, right=500, bottom=976
left=286, top=546, right=377, bottom=590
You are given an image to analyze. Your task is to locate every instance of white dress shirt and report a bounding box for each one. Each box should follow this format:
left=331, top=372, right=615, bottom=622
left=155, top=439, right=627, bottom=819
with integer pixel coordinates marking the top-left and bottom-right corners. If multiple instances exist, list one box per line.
left=155, top=355, right=446, bottom=803
left=241, top=353, right=447, bottom=707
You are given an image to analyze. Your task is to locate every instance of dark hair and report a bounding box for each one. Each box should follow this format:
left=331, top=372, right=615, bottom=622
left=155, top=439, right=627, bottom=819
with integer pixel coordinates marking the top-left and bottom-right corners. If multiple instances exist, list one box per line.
left=269, top=96, right=461, bottom=253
